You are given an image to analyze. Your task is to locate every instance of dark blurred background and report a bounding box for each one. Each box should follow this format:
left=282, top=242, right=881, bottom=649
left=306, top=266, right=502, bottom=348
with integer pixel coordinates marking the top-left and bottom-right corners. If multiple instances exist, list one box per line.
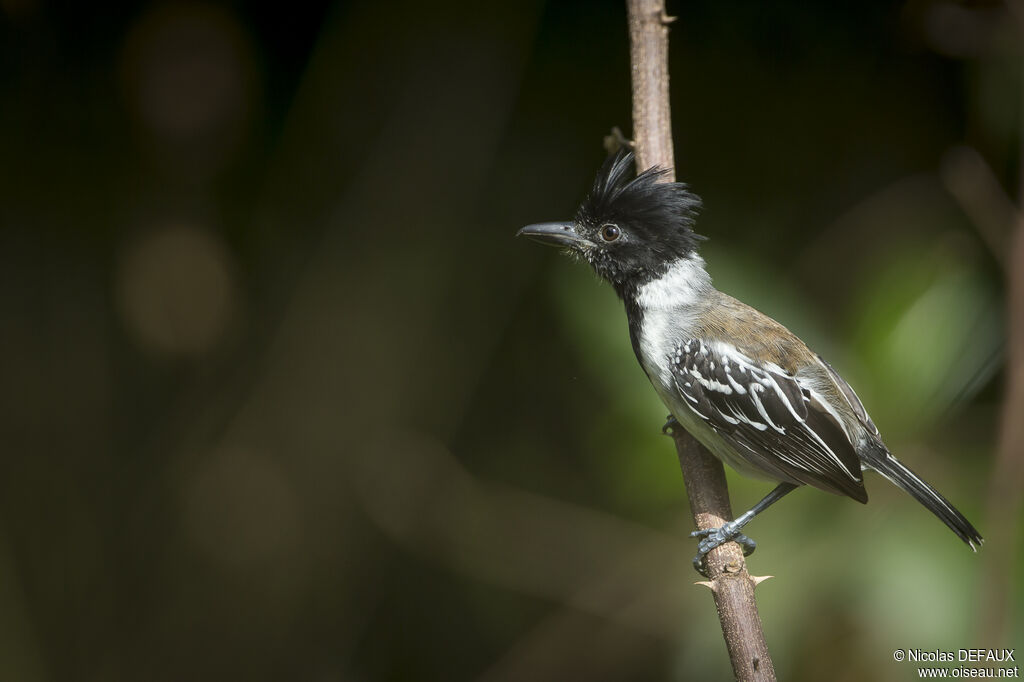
left=2, top=0, right=1022, bottom=680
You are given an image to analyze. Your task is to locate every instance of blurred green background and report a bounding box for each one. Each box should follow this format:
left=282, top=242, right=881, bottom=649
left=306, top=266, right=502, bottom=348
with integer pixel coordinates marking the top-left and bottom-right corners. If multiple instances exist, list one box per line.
left=2, top=0, right=1021, bottom=680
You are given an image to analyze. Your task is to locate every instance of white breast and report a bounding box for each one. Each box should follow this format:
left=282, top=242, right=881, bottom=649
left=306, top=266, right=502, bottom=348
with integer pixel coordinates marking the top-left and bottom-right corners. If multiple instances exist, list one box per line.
left=632, top=258, right=779, bottom=478
left=634, top=256, right=711, bottom=389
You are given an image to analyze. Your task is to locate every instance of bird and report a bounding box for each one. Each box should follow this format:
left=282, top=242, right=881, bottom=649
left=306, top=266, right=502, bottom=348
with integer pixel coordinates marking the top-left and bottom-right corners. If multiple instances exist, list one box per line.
left=518, top=149, right=983, bottom=575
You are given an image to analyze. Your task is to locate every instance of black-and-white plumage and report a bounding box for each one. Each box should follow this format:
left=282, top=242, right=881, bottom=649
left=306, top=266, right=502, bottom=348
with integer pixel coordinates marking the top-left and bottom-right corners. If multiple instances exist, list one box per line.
left=670, top=339, right=866, bottom=501
left=519, top=150, right=983, bottom=573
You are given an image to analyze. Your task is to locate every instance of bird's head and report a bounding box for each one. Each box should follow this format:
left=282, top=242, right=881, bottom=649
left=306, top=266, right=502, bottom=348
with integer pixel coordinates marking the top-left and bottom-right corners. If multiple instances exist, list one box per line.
left=518, top=150, right=703, bottom=293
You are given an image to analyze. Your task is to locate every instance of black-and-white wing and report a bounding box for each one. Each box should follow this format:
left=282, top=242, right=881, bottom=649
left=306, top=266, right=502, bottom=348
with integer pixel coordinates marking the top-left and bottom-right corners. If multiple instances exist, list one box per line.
left=670, top=339, right=868, bottom=501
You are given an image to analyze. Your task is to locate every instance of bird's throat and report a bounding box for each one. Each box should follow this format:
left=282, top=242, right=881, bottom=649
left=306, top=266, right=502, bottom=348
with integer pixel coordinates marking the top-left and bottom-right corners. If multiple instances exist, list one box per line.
left=632, top=255, right=712, bottom=313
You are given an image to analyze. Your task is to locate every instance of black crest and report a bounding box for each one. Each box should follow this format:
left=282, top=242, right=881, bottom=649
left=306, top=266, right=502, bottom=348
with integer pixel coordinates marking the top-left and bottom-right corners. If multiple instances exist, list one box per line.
left=577, top=150, right=702, bottom=241
left=574, top=150, right=704, bottom=289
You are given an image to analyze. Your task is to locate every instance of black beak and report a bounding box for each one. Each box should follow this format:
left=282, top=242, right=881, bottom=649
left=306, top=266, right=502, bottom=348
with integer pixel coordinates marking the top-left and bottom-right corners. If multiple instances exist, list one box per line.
left=516, top=222, right=588, bottom=248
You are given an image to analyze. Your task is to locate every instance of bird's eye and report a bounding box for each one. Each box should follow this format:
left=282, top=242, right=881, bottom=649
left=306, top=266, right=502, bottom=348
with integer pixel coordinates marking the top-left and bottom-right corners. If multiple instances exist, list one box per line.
left=600, top=224, right=621, bottom=242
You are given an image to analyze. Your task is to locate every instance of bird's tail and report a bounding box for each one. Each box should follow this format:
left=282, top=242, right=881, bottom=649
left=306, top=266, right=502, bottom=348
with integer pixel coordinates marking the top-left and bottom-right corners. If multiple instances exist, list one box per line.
left=860, top=443, right=983, bottom=551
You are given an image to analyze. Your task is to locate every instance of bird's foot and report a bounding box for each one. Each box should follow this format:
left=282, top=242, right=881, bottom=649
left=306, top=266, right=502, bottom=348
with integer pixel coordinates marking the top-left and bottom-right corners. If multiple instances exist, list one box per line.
left=662, top=414, right=681, bottom=436
left=690, top=521, right=756, bottom=577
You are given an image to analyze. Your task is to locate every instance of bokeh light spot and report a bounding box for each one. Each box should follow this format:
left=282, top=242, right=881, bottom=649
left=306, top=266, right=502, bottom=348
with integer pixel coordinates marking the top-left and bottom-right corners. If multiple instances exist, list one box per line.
left=122, top=3, right=250, bottom=140
left=183, top=448, right=301, bottom=568
left=116, top=223, right=237, bottom=356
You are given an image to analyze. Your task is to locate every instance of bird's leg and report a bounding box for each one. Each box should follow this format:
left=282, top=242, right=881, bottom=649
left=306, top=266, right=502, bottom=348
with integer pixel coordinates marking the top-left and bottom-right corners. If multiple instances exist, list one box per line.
left=661, top=414, right=680, bottom=435
left=691, top=482, right=798, bottom=577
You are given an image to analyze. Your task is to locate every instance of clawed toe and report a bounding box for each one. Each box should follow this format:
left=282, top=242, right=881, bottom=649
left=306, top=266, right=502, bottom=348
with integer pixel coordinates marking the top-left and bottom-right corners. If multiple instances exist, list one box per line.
left=733, top=533, right=756, bottom=556
left=690, top=523, right=757, bottom=577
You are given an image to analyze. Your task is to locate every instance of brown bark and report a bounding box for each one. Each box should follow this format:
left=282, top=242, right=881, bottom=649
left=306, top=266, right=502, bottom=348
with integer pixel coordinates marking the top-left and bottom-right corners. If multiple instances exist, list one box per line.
left=980, top=47, right=1024, bottom=639
left=625, top=1, right=776, bottom=679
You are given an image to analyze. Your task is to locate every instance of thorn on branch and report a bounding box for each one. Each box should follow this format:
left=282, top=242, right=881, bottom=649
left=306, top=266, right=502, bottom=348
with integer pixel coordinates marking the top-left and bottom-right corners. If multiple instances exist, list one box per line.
left=603, top=127, right=636, bottom=156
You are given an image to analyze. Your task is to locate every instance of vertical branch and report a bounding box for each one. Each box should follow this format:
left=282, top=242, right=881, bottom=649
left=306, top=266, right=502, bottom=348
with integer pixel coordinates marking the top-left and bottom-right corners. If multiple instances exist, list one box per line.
left=626, top=1, right=674, bottom=174
left=983, top=210, right=1024, bottom=645
left=980, top=4, right=1024, bottom=642
left=625, top=1, right=777, bottom=680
